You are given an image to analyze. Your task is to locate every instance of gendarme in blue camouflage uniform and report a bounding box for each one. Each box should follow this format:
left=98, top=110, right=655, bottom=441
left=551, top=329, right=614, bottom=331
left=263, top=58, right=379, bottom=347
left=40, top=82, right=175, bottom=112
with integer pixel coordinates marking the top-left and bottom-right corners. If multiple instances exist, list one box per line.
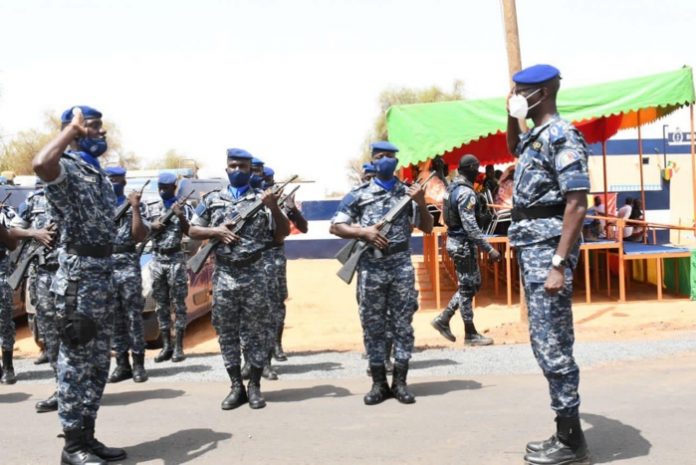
left=35, top=105, right=126, bottom=464
left=507, top=65, right=590, bottom=465
left=106, top=166, right=152, bottom=383
left=431, top=154, right=500, bottom=346
left=0, top=203, right=17, bottom=385
left=331, top=140, right=433, bottom=406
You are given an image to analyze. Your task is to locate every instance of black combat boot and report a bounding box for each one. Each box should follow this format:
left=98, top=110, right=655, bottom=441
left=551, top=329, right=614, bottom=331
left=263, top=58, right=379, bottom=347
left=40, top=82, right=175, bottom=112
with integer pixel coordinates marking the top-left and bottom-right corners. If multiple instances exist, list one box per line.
left=464, top=321, right=493, bottom=346
left=34, top=350, right=49, bottom=365
left=524, top=415, right=589, bottom=465
left=262, top=354, right=278, bottom=380
left=1, top=349, right=16, bottom=384
left=221, top=366, right=248, bottom=410
left=391, top=361, right=416, bottom=404
left=107, top=352, right=132, bottom=383
left=171, top=329, right=186, bottom=362
left=61, top=427, right=106, bottom=465
left=131, top=352, right=148, bottom=383
left=247, top=366, right=267, bottom=409
left=154, top=330, right=173, bottom=363
left=35, top=391, right=58, bottom=413
left=431, top=307, right=456, bottom=342
left=363, top=364, right=392, bottom=405
left=241, top=357, right=251, bottom=380
left=273, top=326, right=288, bottom=361
left=82, top=416, right=127, bottom=462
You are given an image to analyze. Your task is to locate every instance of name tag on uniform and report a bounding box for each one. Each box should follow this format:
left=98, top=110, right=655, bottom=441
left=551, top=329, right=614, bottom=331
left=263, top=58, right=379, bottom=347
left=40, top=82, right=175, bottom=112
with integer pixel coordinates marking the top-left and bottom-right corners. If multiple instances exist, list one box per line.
left=76, top=172, right=97, bottom=183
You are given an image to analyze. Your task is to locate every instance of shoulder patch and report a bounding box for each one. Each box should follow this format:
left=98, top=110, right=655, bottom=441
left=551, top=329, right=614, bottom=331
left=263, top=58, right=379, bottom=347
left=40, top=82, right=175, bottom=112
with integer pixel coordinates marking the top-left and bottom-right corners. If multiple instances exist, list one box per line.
left=556, top=150, right=583, bottom=170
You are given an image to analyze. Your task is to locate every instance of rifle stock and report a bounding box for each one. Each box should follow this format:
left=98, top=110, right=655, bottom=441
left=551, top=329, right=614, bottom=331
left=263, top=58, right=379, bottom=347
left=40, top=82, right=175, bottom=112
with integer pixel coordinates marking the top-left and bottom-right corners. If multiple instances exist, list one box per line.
left=186, top=176, right=298, bottom=274
left=8, top=244, right=41, bottom=290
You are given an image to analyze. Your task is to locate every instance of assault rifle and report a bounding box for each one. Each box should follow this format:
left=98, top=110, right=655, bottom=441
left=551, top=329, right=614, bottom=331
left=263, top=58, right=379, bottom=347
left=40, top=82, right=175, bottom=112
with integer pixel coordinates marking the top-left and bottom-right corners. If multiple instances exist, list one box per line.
left=113, top=180, right=150, bottom=222
left=8, top=222, right=56, bottom=290
left=335, top=172, right=436, bottom=284
left=187, top=175, right=297, bottom=274
left=137, top=189, right=195, bottom=255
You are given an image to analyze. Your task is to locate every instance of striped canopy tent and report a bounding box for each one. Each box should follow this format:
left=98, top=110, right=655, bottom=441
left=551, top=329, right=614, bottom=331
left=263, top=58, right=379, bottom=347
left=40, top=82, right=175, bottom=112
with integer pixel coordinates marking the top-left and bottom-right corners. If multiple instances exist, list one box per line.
left=387, top=66, right=696, bottom=217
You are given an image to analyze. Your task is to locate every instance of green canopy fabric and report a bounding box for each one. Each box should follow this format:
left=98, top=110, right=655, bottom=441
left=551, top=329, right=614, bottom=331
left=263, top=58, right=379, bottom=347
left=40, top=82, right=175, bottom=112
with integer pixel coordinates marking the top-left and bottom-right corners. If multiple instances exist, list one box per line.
left=387, top=66, right=695, bottom=167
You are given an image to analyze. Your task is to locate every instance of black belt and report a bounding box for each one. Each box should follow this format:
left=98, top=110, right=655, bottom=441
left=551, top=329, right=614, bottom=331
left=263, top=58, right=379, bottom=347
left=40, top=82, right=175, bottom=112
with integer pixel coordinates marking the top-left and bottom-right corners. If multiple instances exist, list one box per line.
left=215, top=251, right=262, bottom=268
left=380, top=241, right=410, bottom=256
left=113, top=244, right=136, bottom=254
left=153, top=246, right=181, bottom=255
left=66, top=244, right=113, bottom=258
left=511, top=204, right=566, bottom=222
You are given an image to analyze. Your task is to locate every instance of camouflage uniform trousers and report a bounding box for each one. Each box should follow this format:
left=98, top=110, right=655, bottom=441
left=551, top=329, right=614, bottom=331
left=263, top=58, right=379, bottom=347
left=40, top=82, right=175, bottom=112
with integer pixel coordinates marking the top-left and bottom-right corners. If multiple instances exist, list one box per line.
left=151, top=252, right=189, bottom=333
left=267, top=246, right=288, bottom=333
left=357, top=252, right=418, bottom=366
left=111, top=253, right=146, bottom=355
left=212, top=259, right=272, bottom=369
left=0, top=256, right=14, bottom=351
left=444, top=238, right=481, bottom=323
left=30, top=267, right=59, bottom=368
left=517, top=239, right=581, bottom=417
left=54, top=259, right=116, bottom=430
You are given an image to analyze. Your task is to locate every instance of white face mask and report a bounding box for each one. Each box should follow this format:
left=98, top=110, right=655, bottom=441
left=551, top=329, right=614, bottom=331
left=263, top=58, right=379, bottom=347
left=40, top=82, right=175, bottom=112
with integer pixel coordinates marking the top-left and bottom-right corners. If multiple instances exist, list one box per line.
left=508, top=89, right=541, bottom=119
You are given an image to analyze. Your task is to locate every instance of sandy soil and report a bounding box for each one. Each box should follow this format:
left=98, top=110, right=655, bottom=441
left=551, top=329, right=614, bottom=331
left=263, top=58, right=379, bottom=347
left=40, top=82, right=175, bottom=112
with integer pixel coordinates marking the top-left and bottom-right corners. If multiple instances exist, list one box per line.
left=12, top=259, right=696, bottom=358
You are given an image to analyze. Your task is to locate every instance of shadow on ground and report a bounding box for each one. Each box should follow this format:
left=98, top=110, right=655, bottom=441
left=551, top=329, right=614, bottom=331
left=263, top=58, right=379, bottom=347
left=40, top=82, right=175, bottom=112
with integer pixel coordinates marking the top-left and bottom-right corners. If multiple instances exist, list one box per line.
left=16, top=369, right=55, bottom=381
left=264, top=384, right=352, bottom=402
left=276, top=362, right=343, bottom=375
left=582, top=412, right=651, bottom=463
left=102, top=389, right=186, bottom=406
left=119, top=428, right=231, bottom=465
left=145, top=364, right=212, bottom=378
left=0, top=392, right=31, bottom=403
left=409, top=379, right=483, bottom=397
left=410, top=358, right=458, bottom=370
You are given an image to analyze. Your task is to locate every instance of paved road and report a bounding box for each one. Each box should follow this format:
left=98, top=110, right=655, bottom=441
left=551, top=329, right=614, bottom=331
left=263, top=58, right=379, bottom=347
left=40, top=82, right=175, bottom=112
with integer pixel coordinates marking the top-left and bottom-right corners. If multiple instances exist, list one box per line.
left=2, top=335, right=695, bottom=464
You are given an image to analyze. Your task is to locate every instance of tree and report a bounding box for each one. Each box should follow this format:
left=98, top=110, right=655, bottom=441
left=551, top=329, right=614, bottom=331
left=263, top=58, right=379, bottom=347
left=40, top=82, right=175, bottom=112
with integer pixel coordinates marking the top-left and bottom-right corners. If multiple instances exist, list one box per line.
left=0, top=111, right=139, bottom=174
left=147, top=149, right=197, bottom=171
left=346, top=80, right=465, bottom=183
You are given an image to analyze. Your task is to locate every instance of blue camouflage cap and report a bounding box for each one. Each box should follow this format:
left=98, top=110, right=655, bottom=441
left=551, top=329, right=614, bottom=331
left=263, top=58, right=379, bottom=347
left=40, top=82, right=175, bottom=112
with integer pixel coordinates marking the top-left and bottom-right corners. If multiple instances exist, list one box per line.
left=512, top=64, right=561, bottom=85
left=263, top=166, right=275, bottom=177
left=370, top=141, right=399, bottom=154
left=226, top=148, right=253, bottom=160
left=362, top=162, right=376, bottom=173
left=61, top=105, right=103, bottom=124
left=105, top=166, right=126, bottom=177
left=158, top=172, right=178, bottom=185
left=251, top=157, right=264, bottom=166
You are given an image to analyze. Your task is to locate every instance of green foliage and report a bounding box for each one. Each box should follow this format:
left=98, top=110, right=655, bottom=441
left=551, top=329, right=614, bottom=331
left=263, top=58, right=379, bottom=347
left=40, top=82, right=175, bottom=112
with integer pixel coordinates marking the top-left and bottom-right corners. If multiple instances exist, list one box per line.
left=346, top=80, right=465, bottom=184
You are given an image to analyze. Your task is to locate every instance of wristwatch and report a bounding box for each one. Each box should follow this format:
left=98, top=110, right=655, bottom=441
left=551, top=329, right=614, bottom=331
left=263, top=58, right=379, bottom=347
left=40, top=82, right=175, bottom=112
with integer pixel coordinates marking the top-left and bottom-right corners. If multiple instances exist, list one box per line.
left=551, top=254, right=568, bottom=268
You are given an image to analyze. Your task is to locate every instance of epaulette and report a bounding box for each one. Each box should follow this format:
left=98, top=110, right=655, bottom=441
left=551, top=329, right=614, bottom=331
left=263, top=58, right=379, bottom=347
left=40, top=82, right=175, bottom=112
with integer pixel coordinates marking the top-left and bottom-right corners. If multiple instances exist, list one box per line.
left=548, top=121, right=569, bottom=145
left=201, top=188, right=221, bottom=200
left=350, top=181, right=369, bottom=191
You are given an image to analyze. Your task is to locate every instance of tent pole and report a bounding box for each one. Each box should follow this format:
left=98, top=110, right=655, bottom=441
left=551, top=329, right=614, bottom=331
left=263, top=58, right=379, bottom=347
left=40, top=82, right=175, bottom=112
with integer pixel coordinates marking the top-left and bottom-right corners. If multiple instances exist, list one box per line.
left=637, top=111, right=646, bottom=227
left=691, top=104, right=696, bottom=223
left=602, top=139, right=608, bottom=226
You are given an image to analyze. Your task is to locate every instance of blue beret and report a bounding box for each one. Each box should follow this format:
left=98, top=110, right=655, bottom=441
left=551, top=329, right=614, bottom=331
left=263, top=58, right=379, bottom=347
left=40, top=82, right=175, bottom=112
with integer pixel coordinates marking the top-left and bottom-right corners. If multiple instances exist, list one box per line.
left=251, top=157, right=264, bottom=166
left=158, top=172, right=178, bottom=185
left=60, top=105, right=103, bottom=124
left=226, top=148, right=253, bottom=160
left=512, top=64, right=561, bottom=85
left=105, top=166, right=126, bottom=177
left=263, top=166, right=275, bottom=177
left=362, top=163, right=376, bottom=173
left=370, top=141, right=399, bottom=154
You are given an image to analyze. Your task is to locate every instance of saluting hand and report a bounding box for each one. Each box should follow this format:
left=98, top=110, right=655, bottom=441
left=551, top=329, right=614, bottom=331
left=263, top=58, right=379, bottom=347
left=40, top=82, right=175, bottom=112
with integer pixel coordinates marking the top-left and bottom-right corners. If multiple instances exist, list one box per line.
left=361, top=224, right=389, bottom=250
left=215, top=221, right=240, bottom=244
left=69, top=107, right=88, bottom=137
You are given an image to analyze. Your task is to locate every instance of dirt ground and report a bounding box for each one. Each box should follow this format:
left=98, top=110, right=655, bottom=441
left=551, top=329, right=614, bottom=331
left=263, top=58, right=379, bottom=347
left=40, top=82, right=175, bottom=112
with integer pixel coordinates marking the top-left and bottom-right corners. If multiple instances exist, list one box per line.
left=12, top=259, right=696, bottom=358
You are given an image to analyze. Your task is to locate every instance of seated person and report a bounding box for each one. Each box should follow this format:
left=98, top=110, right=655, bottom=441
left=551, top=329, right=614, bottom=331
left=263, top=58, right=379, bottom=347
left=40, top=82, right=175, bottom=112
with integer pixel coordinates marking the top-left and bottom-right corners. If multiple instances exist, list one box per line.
left=626, top=198, right=645, bottom=242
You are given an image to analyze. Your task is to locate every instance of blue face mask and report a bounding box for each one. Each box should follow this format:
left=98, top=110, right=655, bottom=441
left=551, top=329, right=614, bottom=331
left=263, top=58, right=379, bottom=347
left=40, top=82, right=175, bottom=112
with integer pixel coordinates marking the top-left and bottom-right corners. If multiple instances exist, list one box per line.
left=112, top=183, right=125, bottom=198
left=373, top=156, right=398, bottom=178
left=77, top=137, right=108, bottom=157
left=249, top=174, right=263, bottom=189
left=227, top=170, right=251, bottom=188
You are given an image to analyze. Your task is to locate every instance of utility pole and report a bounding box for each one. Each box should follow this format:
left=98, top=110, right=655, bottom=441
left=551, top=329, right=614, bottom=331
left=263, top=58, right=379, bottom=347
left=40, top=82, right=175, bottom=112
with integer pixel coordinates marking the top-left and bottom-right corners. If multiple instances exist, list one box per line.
left=500, top=0, right=527, bottom=321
